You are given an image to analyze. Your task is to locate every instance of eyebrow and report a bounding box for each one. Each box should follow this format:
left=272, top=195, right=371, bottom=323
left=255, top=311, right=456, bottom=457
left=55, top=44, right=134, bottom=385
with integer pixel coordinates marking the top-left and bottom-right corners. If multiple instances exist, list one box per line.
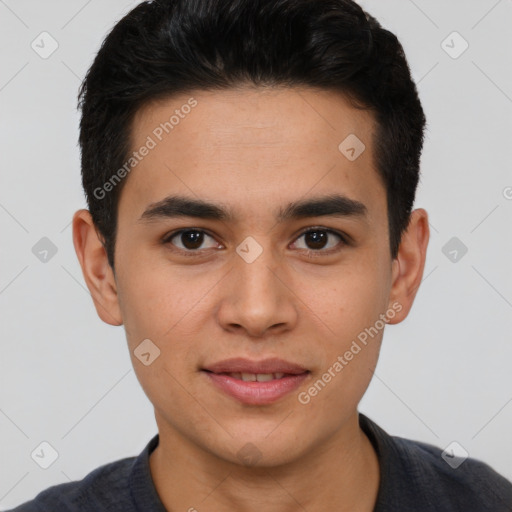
left=139, top=194, right=367, bottom=223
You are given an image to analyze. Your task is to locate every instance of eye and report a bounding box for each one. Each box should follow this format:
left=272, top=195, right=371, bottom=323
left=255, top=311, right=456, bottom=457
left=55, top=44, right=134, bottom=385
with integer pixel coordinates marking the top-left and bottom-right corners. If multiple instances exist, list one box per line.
left=163, top=227, right=347, bottom=257
left=291, top=228, right=346, bottom=254
left=164, top=229, right=221, bottom=252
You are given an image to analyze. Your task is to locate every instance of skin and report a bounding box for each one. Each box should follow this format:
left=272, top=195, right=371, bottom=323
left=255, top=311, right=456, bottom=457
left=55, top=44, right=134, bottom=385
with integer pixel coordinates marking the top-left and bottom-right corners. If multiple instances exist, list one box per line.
left=73, top=86, right=429, bottom=512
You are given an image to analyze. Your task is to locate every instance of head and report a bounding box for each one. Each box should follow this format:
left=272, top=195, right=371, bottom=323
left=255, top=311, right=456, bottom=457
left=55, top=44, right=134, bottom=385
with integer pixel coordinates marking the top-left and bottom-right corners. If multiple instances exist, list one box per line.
left=73, top=0, right=429, bottom=467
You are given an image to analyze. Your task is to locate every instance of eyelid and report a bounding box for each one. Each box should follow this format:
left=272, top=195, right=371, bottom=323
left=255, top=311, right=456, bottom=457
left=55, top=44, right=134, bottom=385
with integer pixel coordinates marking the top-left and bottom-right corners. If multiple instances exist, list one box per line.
left=291, top=226, right=349, bottom=252
left=294, top=225, right=349, bottom=242
left=163, top=226, right=349, bottom=255
left=162, top=228, right=223, bottom=252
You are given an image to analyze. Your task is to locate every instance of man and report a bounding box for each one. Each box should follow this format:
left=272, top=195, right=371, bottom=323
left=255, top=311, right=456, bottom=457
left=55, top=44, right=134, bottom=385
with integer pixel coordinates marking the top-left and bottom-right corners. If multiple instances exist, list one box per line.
left=10, top=0, right=512, bottom=510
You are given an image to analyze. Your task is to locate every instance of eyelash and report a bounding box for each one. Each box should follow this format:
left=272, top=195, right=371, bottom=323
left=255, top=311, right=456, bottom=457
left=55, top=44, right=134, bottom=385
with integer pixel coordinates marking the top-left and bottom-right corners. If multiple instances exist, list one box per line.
left=162, top=226, right=349, bottom=258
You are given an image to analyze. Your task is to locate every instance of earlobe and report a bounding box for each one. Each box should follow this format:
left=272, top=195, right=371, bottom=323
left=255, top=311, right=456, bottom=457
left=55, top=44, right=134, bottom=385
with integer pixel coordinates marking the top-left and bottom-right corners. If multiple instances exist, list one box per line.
left=387, top=208, right=429, bottom=324
left=72, top=209, right=123, bottom=326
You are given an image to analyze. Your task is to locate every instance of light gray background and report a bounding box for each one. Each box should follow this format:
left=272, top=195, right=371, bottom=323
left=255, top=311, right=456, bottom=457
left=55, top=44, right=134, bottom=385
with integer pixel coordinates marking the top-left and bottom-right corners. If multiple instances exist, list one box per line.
left=1, top=0, right=511, bottom=508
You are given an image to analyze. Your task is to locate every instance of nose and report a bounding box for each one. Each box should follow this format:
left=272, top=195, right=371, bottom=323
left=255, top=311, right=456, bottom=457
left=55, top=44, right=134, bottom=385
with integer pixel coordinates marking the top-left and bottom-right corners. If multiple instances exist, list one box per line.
left=216, top=244, right=298, bottom=338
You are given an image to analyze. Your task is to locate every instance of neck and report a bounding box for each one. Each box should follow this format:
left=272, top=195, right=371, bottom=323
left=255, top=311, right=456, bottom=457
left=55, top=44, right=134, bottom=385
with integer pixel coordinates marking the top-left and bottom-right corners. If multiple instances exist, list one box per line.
left=149, top=412, right=380, bottom=512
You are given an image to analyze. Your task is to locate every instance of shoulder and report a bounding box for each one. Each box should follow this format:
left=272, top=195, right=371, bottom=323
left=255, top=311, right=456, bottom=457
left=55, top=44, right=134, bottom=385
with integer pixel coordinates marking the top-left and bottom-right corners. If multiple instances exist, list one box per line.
left=360, top=414, right=512, bottom=511
left=394, top=435, right=512, bottom=510
left=7, top=455, right=137, bottom=511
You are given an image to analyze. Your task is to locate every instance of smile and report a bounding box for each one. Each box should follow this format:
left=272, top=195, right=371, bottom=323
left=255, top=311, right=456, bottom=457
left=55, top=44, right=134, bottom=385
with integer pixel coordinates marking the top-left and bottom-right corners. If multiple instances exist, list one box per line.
left=201, top=358, right=310, bottom=405
left=221, top=372, right=286, bottom=381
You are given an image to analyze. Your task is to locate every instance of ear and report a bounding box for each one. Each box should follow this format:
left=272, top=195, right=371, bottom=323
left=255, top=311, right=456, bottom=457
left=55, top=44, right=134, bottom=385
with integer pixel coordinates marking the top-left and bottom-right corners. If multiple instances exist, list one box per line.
left=387, top=208, right=429, bottom=324
left=72, top=209, right=123, bottom=326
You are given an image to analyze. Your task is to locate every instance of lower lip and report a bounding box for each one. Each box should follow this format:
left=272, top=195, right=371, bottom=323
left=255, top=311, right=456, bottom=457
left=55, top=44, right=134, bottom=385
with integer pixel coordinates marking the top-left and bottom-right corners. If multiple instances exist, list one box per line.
left=203, top=371, right=309, bottom=405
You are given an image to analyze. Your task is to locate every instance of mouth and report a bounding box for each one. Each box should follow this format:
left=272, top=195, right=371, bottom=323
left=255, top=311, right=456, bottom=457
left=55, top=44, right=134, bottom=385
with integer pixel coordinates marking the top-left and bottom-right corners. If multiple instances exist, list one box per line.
left=201, top=358, right=310, bottom=405
left=209, top=371, right=290, bottom=382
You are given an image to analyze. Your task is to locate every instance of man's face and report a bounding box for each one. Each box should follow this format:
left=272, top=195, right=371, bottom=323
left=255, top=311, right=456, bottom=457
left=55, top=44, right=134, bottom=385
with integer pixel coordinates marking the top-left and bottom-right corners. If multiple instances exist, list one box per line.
left=113, top=86, right=396, bottom=465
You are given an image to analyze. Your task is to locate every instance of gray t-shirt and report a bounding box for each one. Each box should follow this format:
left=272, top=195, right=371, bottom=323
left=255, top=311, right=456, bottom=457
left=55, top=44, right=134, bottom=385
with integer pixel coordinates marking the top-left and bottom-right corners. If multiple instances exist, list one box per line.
left=8, top=414, right=512, bottom=511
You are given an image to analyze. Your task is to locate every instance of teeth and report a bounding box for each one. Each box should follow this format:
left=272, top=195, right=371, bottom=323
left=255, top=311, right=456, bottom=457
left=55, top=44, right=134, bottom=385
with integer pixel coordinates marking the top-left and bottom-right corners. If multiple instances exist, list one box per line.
left=255, top=373, right=273, bottom=382
left=227, top=372, right=286, bottom=381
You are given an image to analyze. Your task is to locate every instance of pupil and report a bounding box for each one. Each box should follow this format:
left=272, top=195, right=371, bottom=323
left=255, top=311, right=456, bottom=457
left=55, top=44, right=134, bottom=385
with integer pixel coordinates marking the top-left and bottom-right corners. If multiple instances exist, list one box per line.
left=305, top=230, right=327, bottom=249
left=182, top=230, right=203, bottom=249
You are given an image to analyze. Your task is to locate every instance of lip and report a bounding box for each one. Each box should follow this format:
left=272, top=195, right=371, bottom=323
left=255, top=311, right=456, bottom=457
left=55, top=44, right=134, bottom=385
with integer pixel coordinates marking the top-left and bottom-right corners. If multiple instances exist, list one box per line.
left=202, top=358, right=310, bottom=405
left=203, top=357, right=308, bottom=375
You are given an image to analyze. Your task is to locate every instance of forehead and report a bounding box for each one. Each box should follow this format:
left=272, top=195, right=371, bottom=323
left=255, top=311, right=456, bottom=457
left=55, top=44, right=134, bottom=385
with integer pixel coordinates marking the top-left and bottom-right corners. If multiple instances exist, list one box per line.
left=120, top=86, right=384, bottom=223
left=133, top=86, right=374, bottom=154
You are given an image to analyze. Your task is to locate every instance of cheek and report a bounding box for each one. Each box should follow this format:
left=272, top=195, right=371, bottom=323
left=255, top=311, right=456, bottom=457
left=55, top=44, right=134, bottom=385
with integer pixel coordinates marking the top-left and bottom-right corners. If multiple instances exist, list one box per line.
left=304, top=277, right=387, bottom=416
left=115, top=262, right=203, bottom=408
left=115, top=237, right=174, bottom=310
left=114, top=253, right=217, bottom=372
left=320, top=258, right=391, bottom=334
left=116, top=275, right=163, bottom=338
left=114, top=249, right=180, bottom=344
left=301, top=252, right=391, bottom=395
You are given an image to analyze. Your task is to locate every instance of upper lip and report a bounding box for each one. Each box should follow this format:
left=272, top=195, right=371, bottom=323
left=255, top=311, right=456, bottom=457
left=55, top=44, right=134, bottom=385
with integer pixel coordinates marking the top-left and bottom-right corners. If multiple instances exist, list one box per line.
left=203, top=357, right=308, bottom=375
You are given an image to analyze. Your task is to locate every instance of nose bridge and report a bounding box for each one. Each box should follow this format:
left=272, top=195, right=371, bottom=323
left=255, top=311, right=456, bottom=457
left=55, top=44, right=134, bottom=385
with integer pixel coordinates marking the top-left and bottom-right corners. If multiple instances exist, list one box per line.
left=216, top=236, right=297, bottom=336
left=234, top=238, right=282, bottom=304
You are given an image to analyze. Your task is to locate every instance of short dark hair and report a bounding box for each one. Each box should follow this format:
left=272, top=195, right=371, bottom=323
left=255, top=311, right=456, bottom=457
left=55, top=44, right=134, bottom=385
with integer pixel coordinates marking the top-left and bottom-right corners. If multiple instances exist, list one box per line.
left=78, top=0, right=426, bottom=268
